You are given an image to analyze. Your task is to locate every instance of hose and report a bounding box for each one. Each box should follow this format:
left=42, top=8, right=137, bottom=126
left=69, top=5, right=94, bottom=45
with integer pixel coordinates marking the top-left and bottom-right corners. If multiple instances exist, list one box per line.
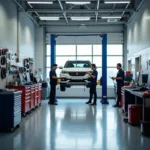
left=1, top=56, right=6, bottom=65
left=1, top=67, right=7, bottom=79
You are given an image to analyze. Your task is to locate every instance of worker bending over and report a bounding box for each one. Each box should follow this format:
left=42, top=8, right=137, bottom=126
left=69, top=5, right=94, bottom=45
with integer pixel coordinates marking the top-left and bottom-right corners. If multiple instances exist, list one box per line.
left=86, top=64, right=98, bottom=106
left=111, top=63, right=125, bottom=107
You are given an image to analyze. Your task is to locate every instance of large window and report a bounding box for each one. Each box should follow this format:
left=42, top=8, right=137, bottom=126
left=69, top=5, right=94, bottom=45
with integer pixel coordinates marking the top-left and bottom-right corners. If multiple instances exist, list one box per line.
left=56, top=45, right=76, bottom=55
left=77, top=45, right=92, bottom=55
left=46, top=44, right=123, bottom=86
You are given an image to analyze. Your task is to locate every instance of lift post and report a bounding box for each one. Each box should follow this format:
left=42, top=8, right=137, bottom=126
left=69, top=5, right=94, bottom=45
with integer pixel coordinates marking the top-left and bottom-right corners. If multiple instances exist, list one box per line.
left=50, top=33, right=109, bottom=104
left=101, top=34, right=109, bottom=104
left=51, top=34, right=56, bottom=68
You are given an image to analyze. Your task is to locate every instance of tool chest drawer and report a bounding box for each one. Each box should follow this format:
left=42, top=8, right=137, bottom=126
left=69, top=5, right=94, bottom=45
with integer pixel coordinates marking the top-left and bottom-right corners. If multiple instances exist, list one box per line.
left=0, top=91, right=22, bottom=129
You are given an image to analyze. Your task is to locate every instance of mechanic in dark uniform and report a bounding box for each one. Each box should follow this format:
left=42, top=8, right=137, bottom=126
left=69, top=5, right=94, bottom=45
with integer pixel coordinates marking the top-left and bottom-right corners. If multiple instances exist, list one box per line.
left=48, top=64, right=62, bottom=105
left=111, top=63, right=125, bottom=107
left=86, top=64, right=98, bottom=106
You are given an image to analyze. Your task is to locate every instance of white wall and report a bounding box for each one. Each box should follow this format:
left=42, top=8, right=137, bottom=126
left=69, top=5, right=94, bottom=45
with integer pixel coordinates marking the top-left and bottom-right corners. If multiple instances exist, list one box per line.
left=46, top=25, right=124, bottom=45
left=127, top=0, right=150, bottom=83
left=19, top=13, right=35, bottom=58
left=35, top=27, right=45, bottom=72
left=46, top=33, right=123, bottom=45
left=0, top=0, right=35, bottom=89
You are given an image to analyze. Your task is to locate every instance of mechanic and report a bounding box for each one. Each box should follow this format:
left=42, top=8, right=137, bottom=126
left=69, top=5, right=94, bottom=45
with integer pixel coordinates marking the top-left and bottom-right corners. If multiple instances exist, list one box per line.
left=48, top=64, right=62, bottom=105
left=111, top=63, right=125, bottom=107
left=86, top=64, right=98, bottom=106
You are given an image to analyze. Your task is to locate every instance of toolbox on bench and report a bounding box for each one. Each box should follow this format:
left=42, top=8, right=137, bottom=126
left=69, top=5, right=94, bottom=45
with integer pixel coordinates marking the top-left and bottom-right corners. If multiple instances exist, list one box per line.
left=128, top=104, right=142, bottom=125
left=0, top=90, right=22, bottom=130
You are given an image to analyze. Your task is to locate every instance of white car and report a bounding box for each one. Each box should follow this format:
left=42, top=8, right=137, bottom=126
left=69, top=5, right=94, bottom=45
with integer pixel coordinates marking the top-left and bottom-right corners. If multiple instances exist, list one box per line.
left=59, top=60, right=92, bottom=91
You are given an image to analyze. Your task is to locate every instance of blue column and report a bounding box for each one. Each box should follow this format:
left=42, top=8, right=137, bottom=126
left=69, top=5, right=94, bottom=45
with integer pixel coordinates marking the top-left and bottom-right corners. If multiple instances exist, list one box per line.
left=50, top=34, right=56, bottom=68
left=101, top=34, right=109, bottom=104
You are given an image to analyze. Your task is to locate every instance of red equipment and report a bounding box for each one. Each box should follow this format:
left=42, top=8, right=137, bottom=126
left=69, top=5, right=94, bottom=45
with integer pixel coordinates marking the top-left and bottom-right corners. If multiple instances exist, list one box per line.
left=128, top=105, right=142, bottom=125
left=8, top=83, right=42, bottom=116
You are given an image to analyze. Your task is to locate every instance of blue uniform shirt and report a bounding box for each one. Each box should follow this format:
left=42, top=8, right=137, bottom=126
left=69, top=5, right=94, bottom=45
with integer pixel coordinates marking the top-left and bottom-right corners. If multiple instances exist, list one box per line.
left=116, top=69, right=125, bottom=86
left=90, top=70, right=98, bottom=85
left=50, top=69, right=57, bottom=85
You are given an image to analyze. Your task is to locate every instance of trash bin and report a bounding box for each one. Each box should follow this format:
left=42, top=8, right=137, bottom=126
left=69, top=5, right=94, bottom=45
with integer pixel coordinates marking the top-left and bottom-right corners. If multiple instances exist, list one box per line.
left=42, top=81, right=49, bottom=100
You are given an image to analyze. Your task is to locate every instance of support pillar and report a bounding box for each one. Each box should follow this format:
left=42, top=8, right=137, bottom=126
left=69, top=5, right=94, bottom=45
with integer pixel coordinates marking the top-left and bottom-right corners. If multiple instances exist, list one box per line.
left=101, top=34, right=109, bottom=104
left=51, top=34, right=56, bottom=68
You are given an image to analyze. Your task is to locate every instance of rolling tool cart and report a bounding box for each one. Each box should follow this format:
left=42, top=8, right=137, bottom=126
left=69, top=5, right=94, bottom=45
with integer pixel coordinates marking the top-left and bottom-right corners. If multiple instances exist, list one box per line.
left=0, top=90, right=22, bottom=132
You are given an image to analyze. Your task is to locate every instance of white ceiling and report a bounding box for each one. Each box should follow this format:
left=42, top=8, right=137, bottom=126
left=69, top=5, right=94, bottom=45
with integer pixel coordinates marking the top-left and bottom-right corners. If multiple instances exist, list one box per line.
left=13, top=0, right=141, bottom=26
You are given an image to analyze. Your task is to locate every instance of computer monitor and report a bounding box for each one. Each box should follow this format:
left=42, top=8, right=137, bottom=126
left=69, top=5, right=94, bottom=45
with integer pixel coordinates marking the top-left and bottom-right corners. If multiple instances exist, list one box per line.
left=135, top=72, right=140, bottom=86
left=142, top=74, right=148, bottom=87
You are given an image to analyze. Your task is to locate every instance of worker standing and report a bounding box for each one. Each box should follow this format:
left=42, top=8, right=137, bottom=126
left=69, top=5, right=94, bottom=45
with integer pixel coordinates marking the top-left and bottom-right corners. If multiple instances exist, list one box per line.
left=111, top=63, right=125, bottom=107
left=86, top=64, right=98, bottom=106
left=48, top=64, right=62, bottom=105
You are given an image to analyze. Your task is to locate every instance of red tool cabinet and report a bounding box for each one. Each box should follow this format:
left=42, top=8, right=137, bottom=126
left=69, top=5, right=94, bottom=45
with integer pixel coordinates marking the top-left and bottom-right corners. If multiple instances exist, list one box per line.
left=121, top=88, right=125, bottom=112
left=38, top=83, right=42, bottom=105
left=7, top=83, right=42, bottom=116
left=7, top=86, right=31, bottom=115
left=30, top=85, right=35, bottom=109
left=34, top=84, right=39, bottom=106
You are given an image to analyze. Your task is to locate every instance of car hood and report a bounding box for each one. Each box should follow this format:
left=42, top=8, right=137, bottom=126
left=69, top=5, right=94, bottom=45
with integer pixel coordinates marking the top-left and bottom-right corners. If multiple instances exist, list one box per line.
left=62, top=68, right=91, bottom=72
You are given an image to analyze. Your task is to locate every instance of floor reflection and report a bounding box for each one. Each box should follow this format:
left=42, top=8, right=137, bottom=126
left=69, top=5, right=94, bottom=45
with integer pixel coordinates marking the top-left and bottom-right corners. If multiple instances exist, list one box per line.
left=0, top=100, right=150, bottom=150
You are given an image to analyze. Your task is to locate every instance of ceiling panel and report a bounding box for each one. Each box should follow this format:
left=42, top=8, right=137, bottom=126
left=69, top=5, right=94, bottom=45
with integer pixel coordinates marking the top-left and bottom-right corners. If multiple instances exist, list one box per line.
left=15, top=0, right=137, bottom=26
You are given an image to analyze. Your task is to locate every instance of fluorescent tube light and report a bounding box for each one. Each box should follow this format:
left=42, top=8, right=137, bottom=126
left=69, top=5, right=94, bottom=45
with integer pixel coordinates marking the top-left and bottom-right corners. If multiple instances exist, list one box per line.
left=39, top=17, right=59, bottom=20
left=28, top=1, right=53, bottom=4
left=66, top=2, right=90, bottom=5
left=105, top=0, right=130, bottom=4
left=101, top=16, right=122, bottom=19
left=71, top=17, right=91, bottom=21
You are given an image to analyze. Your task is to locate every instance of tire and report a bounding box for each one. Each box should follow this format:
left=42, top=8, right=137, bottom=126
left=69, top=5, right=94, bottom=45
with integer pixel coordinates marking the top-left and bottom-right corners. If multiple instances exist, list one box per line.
left=60, top=85, right=66, bottom=92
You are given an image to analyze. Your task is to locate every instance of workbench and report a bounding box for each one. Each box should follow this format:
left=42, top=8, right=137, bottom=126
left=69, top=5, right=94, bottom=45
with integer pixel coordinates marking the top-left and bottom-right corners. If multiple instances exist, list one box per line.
left=122, top=87, right=150, bottom=122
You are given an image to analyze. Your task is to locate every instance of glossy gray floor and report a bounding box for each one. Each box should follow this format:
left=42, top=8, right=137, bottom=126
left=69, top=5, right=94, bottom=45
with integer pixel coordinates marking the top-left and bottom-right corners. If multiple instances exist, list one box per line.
left=0, top=99, right=150, bottom=150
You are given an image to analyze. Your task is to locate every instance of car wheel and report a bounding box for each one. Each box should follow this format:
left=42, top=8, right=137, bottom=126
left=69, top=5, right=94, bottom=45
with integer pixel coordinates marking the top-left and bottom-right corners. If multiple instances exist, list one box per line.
left=60, top=85, right=66, bottom=92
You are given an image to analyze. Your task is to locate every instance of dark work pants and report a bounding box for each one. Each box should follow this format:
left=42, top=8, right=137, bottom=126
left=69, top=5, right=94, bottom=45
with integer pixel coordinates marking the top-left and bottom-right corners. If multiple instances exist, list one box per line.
left=116, top=84, right=122, bottom=105
left=49, top=84, right=56, bottom=103
left=89, top=84, right=97, bottom=103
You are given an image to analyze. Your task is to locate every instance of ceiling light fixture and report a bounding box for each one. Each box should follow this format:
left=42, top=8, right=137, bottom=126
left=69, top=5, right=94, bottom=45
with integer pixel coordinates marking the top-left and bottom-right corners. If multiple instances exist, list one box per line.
left=107, top=18, right=118, bottom=22
left=27, top=1, right=53, bottom=4
left=101, top=16, right=122, bottom=19
left=105, top=0, right=130, bottom=4
left=66, top=2, right=90, bottom=5
left=39, top=17, right=59, bottom=20
left=71, top=17, right=91, bottom=21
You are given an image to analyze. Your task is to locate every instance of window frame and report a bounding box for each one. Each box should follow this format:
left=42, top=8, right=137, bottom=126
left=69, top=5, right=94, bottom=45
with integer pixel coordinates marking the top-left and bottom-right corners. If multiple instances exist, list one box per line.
left=46, top=44, right=123, bottom=86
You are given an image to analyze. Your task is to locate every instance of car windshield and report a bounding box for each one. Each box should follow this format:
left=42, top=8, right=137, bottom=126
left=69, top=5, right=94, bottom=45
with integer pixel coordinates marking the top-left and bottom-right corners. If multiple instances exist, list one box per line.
left=64, top=61, right=91, bottom=68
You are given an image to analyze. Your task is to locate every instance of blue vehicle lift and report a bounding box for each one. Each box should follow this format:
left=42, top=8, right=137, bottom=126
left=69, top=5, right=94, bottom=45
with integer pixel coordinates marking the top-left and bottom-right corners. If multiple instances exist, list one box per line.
left=50, top=34, right=109, bottom=104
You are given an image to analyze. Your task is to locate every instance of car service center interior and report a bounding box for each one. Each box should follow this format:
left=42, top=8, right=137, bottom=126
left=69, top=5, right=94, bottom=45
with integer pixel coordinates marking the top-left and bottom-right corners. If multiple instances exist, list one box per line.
left=0, top=0, right=150, bottom=150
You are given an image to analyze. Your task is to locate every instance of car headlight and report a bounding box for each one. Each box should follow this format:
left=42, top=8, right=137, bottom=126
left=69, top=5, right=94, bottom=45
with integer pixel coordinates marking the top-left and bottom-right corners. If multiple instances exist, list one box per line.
left=61, top=71, right=68, bottom=74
